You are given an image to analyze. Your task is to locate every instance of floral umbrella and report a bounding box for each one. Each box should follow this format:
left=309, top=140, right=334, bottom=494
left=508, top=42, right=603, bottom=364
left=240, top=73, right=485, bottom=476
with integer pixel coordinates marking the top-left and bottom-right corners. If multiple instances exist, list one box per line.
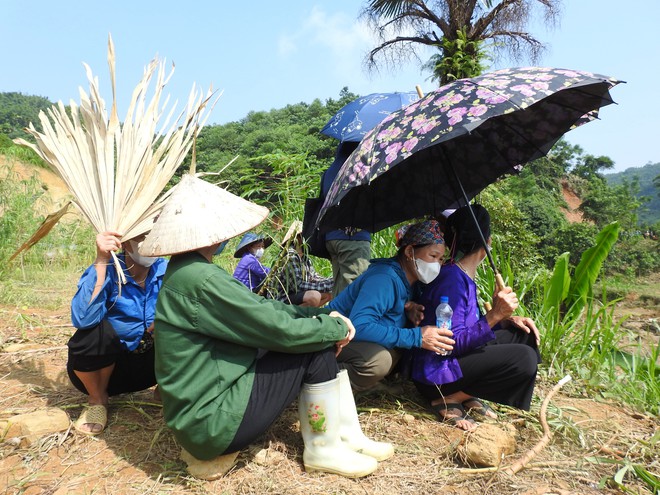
left=316, top=67, right=622, bottom=234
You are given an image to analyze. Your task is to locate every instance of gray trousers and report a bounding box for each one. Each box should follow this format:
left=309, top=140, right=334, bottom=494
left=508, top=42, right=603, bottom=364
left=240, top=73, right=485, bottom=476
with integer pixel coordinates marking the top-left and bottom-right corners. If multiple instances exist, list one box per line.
left=337, top=341, right=401, bottom=392
left=326, top=239, right=371, bottom=297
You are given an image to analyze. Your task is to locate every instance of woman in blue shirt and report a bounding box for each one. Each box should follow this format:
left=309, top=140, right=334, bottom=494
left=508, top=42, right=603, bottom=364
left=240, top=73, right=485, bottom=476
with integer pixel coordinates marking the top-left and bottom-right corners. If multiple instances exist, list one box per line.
left=412, top=205, right=541, bottom=431
left=328, top=219, right=454, bottom=392
left=68, top=231, right=167, bottom=435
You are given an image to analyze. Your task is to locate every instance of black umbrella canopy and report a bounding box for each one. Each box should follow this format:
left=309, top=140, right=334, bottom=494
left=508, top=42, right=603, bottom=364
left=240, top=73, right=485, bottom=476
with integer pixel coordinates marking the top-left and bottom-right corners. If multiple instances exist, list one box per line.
left=316, top=67, right=622, bottom=233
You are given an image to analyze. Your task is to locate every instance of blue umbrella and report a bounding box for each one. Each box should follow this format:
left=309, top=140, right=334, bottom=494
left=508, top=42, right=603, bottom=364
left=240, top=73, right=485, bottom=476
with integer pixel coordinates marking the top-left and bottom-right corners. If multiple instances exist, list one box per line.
left=321, top=91, right=420, bottom=142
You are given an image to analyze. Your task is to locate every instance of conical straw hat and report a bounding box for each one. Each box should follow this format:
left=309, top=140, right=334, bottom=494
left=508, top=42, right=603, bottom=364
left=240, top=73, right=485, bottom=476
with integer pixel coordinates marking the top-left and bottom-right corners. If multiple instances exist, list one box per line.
left=140, top=174, right=269, bottom=256
left=281, top=220, right=303, bottom=246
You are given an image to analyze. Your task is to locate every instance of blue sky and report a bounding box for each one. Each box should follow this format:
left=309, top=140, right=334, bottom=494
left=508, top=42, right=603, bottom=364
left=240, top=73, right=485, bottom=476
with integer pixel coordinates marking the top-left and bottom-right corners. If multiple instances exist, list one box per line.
left=1, top=0, right=658, bottom=173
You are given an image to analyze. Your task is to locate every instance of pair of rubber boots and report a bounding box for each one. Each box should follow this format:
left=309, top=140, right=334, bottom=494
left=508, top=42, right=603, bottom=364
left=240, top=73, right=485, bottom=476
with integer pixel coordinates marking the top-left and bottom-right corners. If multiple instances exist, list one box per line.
left=299, top=369, right=394, bottom=478
left=181, top=370, right=393, bottom=480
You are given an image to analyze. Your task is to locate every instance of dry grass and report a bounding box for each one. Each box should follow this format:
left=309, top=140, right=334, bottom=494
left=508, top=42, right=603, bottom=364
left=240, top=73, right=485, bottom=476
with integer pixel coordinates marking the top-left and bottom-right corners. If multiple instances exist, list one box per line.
left=0, top=278, right=658, bottom=494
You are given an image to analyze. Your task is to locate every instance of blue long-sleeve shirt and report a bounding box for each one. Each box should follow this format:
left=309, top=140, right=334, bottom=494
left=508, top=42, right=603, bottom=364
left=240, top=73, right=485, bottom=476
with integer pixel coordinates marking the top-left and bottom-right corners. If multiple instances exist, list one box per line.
left=328, top=258, right=421, bottom=348
left=70, top=253, right=168, bottom=351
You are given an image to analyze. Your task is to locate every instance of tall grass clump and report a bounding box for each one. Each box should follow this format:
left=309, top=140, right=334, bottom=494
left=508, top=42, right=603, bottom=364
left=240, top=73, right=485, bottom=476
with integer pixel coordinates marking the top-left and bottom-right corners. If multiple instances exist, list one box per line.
left=471, top=221, right=658, bottom=415
left=502, top=221, right=660, bottom=416
left=0, top=164, right=95, bottom=307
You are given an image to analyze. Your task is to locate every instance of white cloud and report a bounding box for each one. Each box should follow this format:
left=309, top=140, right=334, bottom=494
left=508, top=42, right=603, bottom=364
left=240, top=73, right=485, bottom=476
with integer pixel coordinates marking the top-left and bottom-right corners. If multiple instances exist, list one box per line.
left=273, top=5, right=431, bottom=99
left=277, top=35, right=297, bottom=57
left=278, top=7, right=372, bottom=61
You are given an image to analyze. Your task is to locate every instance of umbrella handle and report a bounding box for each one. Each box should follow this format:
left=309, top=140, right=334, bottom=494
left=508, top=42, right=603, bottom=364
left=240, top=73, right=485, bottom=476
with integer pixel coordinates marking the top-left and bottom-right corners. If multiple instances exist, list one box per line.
left=495, top=273, right=506, bottom=292
left=483, top=273, right=509, bottom=313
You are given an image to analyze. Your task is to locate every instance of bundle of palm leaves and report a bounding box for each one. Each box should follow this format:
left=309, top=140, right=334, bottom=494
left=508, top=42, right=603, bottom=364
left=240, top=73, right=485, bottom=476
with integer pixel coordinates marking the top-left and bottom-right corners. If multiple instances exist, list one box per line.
left=13, top=35, right=216, bottom=279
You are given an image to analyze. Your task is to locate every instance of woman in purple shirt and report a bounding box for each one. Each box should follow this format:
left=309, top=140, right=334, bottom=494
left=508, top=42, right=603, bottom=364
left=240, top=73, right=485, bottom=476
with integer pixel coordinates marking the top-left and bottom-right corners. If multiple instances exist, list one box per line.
left=232, top=232, right=272, bottom=292
left=412, top=205, right=541, bottom=431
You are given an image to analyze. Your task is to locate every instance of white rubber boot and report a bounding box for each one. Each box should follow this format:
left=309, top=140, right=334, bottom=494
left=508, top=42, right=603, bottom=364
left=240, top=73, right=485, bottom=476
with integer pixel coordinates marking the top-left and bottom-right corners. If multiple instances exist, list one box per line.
left=337, top=369, right=395, bottom=461
left=299, top=377, right=378, bottom=478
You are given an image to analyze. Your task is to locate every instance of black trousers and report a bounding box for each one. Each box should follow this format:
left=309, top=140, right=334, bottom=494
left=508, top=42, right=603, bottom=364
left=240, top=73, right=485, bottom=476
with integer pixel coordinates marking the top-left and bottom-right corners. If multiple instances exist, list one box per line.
left=414, top=328, right=540, bottom=410
left=225, top=346, right=338, bottom=453
left=66, top=321, right=157, bottom=396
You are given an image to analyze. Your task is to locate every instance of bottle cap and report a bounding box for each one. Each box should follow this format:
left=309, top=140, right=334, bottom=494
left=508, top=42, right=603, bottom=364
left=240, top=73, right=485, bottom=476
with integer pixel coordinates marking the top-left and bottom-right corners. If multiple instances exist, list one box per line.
left=440, top=296, right=448, bottom=304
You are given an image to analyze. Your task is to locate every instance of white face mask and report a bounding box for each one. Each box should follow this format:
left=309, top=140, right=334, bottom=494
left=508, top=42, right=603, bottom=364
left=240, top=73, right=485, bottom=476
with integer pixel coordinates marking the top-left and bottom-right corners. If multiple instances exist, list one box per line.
left=413, top=252, right=441, bottom=284
left=128, top=240, right=157, bottom=268
left=254, top=247, right=265, bottom=259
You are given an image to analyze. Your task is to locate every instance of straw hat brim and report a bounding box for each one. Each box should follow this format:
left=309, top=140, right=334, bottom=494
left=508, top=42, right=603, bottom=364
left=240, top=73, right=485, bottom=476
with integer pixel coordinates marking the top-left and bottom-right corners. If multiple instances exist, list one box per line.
left=281, top=220, right=303, bottom=246
left=139, top=174, right=269, bottom=257
left=233, top=234, right=274, bottom=258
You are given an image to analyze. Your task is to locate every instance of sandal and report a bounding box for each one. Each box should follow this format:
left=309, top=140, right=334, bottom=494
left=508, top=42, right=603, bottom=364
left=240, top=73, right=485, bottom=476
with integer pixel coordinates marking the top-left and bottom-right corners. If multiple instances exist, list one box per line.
left=430, top=402, right=476, bottom=431
left=462, top=398, right=497, bottom=419
left=74, top=404, right=107, bottom=436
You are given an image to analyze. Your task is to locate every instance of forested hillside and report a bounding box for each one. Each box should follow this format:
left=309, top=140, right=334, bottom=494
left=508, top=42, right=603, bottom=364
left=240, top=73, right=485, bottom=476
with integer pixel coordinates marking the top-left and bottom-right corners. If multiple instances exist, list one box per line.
left=0, top=92, right=50, bottom=139
left=2, top=90, right=659, bottom=276
left=605, top=162, right=660, bottom=226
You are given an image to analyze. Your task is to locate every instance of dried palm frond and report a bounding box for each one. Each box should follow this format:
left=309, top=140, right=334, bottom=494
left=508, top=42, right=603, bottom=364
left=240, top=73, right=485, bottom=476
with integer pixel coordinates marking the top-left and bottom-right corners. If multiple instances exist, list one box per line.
left=8, top=202, right=72, bottom=262
left=14, top=34, right=217, bottom=281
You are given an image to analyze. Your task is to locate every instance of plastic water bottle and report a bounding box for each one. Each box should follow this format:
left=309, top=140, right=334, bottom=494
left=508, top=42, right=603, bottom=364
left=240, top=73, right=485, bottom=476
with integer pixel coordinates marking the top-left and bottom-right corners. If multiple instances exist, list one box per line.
left=435, top=296, right=453, bottom=356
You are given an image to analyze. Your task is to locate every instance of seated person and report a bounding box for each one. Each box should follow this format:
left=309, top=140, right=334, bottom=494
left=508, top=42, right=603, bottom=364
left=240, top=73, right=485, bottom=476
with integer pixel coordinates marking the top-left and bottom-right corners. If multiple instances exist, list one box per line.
left=232, top=232, right=271, bottom=292
left=411, top=205, right=541, bottom=431
left=68, top=230, right=167, bottom=435
left=267, top=221, right=333, bottom=307
left=328, top=219, right=454, bottom=392
left=140, top=175, right=393, bottom=480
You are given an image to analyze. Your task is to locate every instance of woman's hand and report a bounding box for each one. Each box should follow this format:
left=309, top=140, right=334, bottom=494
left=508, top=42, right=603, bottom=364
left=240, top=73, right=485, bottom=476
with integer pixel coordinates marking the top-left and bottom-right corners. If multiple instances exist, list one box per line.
left=486, top=286, right=518, bottom=328
left=421, top=325, right=454, bottom=355
left=504, top=315, right=541, bottom=346
left=404, top=301, right=425, bottom=326
left=329, top=311, right=355, bottom=356
left=95, top=231, right=123, bottom=263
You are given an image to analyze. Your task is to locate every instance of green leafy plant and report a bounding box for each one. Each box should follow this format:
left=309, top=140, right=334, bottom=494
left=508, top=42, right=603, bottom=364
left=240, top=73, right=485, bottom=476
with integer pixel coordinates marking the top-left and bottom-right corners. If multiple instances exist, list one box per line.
left=586, top=457, right=660, bottom=494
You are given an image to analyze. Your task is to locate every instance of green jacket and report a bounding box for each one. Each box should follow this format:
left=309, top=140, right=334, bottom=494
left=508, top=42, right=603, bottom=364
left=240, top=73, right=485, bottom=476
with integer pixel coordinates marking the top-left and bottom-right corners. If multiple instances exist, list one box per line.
left=155, top=252, right=347, bottom=459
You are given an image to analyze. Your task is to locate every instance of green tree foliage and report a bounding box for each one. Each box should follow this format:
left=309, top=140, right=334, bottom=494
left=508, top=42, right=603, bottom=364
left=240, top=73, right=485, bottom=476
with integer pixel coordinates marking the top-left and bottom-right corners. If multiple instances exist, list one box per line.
left=478, top=186, right=541, bottom=271
left=3, top=89, right=658, bottom=278
left=0, top=92, right=52, bottom=139
left=580, top=178, right=645, bottom=231
left=195, top=88, right=359, bottom=198
left=361, top=0, right=560, bottom=85
left=572, top=154, right=615, bottom=179
left=421, top=27, right=489, bottom=84
left=240, top=151, right=326, bottom=221
left=607, top=162, right=660, bottom=227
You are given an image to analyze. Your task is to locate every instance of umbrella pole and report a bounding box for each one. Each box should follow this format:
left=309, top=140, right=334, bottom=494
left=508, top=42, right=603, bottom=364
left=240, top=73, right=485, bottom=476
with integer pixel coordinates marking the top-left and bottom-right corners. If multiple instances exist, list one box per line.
left=444, top=159, right=506, bottom=291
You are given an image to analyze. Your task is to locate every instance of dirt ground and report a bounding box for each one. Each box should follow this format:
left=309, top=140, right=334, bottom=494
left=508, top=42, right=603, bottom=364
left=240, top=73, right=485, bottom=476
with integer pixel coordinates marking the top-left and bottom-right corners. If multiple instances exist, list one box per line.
left=0, top=290, right=658, bottom=495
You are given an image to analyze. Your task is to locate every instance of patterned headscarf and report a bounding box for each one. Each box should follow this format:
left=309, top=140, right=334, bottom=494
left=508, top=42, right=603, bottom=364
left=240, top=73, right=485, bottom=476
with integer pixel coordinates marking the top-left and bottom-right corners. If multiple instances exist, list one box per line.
left=396, top=219, right=444, bottom=248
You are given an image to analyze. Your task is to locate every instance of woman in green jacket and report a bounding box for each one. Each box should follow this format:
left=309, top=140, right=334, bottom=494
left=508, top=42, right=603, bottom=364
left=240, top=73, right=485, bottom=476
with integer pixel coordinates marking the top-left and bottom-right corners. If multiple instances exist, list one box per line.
left=141, top=174, right=393, bottom=480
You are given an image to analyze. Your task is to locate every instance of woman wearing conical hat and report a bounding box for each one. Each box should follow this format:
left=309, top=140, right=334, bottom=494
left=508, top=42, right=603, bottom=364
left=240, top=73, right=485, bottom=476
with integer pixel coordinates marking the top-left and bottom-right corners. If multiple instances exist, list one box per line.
left=232, top=232, right=272, bottom=292
left=140, top=175, right=394, bottom=480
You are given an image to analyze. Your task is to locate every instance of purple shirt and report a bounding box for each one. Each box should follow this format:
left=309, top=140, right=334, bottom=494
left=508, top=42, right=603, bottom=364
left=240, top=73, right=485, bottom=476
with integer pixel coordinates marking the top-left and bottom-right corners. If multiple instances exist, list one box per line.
left=233, top=253, right=270, bottom=291
left=411, top=263, right=495, bottom=386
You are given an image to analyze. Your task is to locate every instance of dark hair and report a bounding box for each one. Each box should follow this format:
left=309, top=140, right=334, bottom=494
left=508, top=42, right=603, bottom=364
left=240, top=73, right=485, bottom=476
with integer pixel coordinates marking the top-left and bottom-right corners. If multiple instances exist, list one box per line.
left=445, top=204, right=490, bottom=257
left=396, top=243, right=428, bottom=259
